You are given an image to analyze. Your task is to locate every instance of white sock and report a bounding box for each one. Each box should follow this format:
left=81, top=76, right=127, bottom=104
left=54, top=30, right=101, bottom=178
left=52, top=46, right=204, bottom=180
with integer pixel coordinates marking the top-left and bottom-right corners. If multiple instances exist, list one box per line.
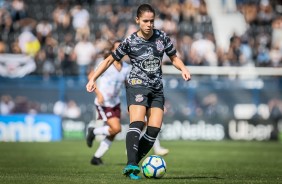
left=94, top=138, right=112, bottom=158
left=140, top=127, right=146, bottom=138
left=93, top=125, right=110, bottom=136
left=153, top=135, right=161, bottom=151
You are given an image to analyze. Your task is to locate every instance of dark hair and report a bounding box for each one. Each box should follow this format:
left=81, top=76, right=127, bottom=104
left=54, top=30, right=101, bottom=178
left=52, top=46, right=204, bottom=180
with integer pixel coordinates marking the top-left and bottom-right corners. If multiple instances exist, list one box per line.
left=110, top=40, right=122, bottom=51
left=136, top=4, right=155, bottom=18
left=103, top=40, right=122, bottom=59
left=103, top=50, right=111, bottom=59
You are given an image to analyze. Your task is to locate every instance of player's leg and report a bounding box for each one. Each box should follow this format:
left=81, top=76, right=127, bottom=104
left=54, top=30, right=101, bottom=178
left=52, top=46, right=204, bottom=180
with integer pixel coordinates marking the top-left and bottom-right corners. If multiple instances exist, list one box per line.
left=123, top=86, right=150, bottom=179
left=140, top=117, right=168, bottom=156
left=137, top=107, right=163, bottom=163
left=136, top=89, right=164, bottom=163
left=91, top=116, right=121, bottom=139
left=91, top=117, right=121, bottom=165
left=86, top=106, right=105, bottom=147
left=87, top=105, right=121, bottom=147
left=153, top=135, right=169, bottom=156
left=123, top=105, right=146, bottom=178
left=90, top=136, right=113, bottom=165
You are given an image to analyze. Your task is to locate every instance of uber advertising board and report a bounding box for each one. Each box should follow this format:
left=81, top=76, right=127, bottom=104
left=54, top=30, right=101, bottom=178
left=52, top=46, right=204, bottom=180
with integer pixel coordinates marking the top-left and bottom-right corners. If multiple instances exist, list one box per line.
left=0, top=114, right=62, bottom=142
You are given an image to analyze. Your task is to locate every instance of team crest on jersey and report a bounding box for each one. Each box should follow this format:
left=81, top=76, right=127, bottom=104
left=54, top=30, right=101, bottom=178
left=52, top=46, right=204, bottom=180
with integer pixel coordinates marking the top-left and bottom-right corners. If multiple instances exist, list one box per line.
left=156, top=40, right=164, bottom=51
left=135, top=94, right=144, bottom=102
left=106, top=112, right=112, bottom=117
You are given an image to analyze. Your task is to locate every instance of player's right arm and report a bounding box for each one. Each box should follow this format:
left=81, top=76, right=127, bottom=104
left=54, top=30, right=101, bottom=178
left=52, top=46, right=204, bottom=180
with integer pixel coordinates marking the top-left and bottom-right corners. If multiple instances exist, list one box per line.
left=86, top=55, right=115, bottom=92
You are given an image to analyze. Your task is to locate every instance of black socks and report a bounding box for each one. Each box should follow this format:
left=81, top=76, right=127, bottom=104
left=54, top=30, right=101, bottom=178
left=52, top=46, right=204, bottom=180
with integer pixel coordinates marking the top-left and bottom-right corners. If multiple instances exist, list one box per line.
left=126, top=121, right=144, bottom=165
left=137, top=126, right=160, bottom=164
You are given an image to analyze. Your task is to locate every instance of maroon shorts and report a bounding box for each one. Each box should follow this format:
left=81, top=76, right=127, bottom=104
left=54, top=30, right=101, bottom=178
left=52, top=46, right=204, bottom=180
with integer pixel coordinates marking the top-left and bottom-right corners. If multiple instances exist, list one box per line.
left=96, top=103, right=121, bottom=121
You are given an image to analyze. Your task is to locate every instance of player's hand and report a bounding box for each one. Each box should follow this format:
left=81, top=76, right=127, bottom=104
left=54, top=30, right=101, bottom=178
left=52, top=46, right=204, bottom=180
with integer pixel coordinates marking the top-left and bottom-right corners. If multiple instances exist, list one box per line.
left=86, top=80, right=96, bottom=92
left=182, top=69, right=191, bottom=81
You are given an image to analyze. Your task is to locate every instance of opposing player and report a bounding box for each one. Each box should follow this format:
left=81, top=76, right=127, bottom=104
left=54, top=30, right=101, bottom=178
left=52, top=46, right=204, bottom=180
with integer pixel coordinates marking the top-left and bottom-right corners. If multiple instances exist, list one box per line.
left=86, top=4, right=191, bottom=179
left=86, top=40, right=130, bottom=165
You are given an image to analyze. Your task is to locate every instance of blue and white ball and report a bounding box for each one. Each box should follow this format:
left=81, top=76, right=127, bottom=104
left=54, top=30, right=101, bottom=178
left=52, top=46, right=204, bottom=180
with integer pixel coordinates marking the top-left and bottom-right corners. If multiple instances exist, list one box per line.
left=141, top=155, right=167, bottom=179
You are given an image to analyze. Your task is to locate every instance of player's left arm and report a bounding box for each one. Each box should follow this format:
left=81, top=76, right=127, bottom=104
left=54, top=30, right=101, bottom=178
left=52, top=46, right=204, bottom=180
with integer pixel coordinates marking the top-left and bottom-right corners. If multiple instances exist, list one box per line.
left=169, top=54, right=191, bottom=81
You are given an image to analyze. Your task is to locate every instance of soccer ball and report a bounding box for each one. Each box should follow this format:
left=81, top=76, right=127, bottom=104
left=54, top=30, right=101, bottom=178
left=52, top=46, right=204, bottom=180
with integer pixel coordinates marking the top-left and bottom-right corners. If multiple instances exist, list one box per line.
left=141, top=155, right=167, bottom=179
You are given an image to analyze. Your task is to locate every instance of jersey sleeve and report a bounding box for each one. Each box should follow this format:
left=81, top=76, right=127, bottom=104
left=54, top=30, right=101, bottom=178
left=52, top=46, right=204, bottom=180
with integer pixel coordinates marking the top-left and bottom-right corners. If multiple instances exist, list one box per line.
left=111, top=38, right=130, bottom=61
left=164, top=33, right=177, bottom=57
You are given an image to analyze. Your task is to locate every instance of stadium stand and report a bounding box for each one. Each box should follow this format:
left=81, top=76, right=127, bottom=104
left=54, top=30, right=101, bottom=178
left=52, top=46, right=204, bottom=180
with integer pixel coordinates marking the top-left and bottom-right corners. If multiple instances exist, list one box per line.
left=0, top=0, right=281, bottom=78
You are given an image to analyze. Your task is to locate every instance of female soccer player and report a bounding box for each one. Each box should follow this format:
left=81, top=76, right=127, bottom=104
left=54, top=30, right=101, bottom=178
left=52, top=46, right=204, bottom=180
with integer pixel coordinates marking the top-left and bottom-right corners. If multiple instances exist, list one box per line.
left=86, top=4, right=191, bottom=179
left=86, top=41, right=169, bottom=165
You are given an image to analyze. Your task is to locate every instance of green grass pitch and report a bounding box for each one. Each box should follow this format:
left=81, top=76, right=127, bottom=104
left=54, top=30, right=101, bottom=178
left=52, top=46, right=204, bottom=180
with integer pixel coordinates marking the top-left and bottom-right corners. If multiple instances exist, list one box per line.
left=0, top=140, right=281, bottom=184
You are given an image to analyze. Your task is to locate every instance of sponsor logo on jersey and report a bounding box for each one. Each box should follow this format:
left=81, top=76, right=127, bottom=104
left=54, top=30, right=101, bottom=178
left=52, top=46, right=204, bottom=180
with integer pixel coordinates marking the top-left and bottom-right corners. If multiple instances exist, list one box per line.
left=135, top=94, right=144, bottom=102
left=141, top=56, right=161, bottom=73
left=156, top=40, right=164, bottom=51
left=130, top=78, right=142, bottom=85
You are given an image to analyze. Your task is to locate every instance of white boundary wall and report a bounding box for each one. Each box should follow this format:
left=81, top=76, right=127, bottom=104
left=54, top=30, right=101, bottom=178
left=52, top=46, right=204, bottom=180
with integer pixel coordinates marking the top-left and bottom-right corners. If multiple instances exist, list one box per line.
left=162, top=66, right=282, bottom=77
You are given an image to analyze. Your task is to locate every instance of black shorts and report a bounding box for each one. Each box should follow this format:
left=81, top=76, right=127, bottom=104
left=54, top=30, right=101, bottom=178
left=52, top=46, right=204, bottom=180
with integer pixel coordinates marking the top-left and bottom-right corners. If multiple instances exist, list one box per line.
left=126, top=85, right=164, bottom=110
left=96, top=103, right=121, bottom=121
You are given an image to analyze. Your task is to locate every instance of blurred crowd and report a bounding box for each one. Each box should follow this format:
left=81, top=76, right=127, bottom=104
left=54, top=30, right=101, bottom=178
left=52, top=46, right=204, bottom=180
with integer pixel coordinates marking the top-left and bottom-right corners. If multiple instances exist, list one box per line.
left=0, top=0, right=282, bottom=79
left=0, top=94, right=82, bottom=118
left=0, top=95, right=39, bottom=115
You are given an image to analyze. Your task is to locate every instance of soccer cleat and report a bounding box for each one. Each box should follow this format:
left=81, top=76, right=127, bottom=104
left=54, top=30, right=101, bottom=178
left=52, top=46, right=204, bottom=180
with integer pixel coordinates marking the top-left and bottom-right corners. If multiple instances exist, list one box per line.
left=122, top=164, right=140, bottom=176
left=90, top=156, right=103, bottom=165
left=128, top=173, right=141, bottom=180
left=86, top=127, right=95, bottom=148
left=154, top=147, right=169, bottom=156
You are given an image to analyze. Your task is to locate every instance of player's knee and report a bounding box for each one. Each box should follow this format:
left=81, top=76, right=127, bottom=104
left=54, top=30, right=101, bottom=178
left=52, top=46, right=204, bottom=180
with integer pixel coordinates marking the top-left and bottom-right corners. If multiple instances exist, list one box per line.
left=111, top=125, right=121, bottom=135
left=114, top=127, right=121, bottom=135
